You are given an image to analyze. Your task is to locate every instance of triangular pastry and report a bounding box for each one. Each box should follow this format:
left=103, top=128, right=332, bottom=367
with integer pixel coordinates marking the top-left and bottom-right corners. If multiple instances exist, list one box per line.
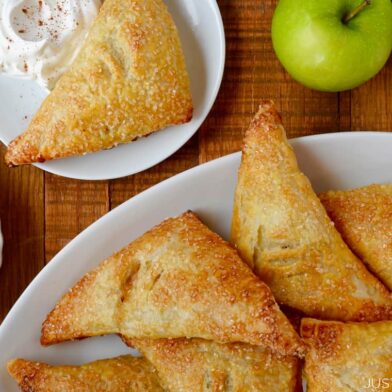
left=320, top=184, right=392, bottom=290
left=41, top=211, right=302, bottom=356
left=5, top=0, right=192, bottom=166
left=231, top=100, right=392, bottom=322
left=301, top=318, right=392, bottom=392
left=7, top=356, right=163, bottom=391
left=128, top=337, right=301, bottom=392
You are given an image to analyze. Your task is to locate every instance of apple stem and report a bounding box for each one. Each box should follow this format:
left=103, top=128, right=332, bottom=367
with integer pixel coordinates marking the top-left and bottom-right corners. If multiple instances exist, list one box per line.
left=343, top=0, right=371, bottom=23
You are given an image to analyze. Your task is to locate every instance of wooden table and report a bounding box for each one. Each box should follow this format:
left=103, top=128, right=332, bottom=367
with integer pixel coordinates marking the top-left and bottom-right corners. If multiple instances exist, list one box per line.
left=0, top=0, right=391, bottom=322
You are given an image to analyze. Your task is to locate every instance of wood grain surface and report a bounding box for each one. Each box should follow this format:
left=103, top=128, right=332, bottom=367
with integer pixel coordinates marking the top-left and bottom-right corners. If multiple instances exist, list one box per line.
left=0, top=0, right=391, bottom=322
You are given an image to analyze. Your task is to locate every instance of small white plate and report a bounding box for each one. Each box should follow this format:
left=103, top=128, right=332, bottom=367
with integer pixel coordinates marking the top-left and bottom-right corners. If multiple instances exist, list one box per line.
left=1, top=132, right=392, bottom=391
left=0, top=0, right=225, bottom=180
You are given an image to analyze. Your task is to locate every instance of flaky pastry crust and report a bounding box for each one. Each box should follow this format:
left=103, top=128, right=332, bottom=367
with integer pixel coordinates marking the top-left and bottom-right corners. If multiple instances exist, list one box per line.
left=301, top=318, right=392, bottom=392
left=7, top=356, right=163, bottom=391
left=231, top=100, right=392, bottom=322
left=41, top=211, right=302, bottom=356
left=5, top=0, right=192, bottom=166
left=128, top=337, right=302, bottom=392
left=320, top=184, right=392, bottom=290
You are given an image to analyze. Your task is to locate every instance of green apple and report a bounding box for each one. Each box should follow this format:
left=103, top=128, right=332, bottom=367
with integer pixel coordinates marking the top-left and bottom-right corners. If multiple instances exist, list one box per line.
left=271, top=0, right=392, bottom=92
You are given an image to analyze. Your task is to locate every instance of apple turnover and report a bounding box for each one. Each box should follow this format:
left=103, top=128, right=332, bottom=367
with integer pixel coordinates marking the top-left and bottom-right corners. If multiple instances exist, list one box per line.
left=301, top=318, right=392, bottom=392
left=231, top=100, right=392, bottom=322
left=128, top=337, right=301, bottom=392
left=41, top=211, right=302, bottom=356
left=7, top=356, right=163, bottom=391
left=320, top=184, right=392, bottom=290
left=5, top=0, right=192, bottom=166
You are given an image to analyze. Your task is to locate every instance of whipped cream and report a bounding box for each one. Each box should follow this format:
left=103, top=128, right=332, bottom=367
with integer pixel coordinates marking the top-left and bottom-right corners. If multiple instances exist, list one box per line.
left=0, top=0, right=102, bottom=90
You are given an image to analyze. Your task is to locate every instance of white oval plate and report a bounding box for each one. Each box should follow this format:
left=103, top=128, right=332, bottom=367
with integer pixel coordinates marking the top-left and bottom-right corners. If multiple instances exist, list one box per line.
left=0, top=0, right=225, bottom=180
left=1, top=132, right=392, bottom=390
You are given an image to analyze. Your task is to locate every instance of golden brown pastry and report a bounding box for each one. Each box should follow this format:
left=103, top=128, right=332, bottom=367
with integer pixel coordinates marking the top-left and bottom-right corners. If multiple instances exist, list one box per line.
left=231, top=100, right=392, bottom=322
left=5, top=0, right=192, bottom=166
left=128, top=337, right=302, bottom=392
left=320, top=184, right=392, bottom=290
left=7, top=356, right=163, bottom=391
left=41, top=211, right=303, bottom=356
left=301, top=318, right=392, bottom=392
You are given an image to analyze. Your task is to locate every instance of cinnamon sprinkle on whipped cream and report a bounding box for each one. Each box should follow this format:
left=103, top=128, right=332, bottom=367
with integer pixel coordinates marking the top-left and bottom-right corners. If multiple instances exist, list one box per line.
left=0, top=0, right=102, bottom=90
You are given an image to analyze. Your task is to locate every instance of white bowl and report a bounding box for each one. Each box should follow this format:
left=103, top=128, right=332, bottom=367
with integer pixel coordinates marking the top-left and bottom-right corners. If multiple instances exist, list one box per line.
left=0, top=0, right=225, bottom=180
